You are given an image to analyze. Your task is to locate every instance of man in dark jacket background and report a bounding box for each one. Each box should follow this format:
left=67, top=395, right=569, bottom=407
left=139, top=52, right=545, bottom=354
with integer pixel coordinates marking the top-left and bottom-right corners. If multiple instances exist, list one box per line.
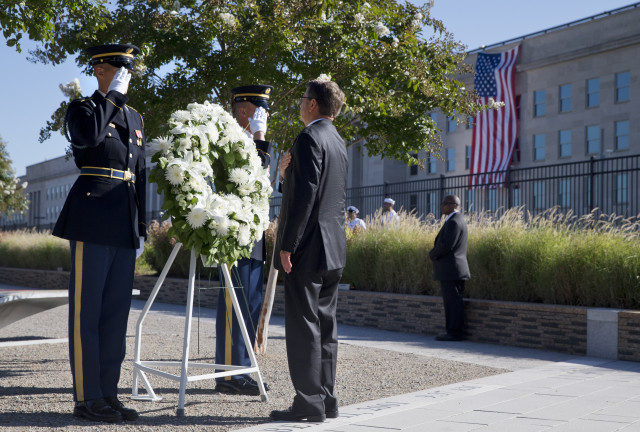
left=270, top=79, right=348, bottom=423
left=429, top=195, right=470, bottom=341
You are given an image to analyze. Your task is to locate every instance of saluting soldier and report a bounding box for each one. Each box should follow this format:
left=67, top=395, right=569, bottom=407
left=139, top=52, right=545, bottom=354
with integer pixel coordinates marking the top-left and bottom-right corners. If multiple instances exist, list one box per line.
left=53, top=43, right=146, bottom=423
left=215, top=85, right=273, bottom=396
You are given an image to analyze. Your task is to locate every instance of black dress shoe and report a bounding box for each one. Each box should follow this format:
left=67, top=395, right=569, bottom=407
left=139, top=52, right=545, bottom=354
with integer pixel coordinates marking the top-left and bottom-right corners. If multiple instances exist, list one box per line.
left=216, top=376, right=269, bottom=396
left=73, top=399, right=123, bottom=423
left=326, top=410, right=339, bottom=419
left=435, top=333, right=463, bottom=341
left=104, top=396, right=139, bottom=421
left=270, top=407, right=326, bottom=422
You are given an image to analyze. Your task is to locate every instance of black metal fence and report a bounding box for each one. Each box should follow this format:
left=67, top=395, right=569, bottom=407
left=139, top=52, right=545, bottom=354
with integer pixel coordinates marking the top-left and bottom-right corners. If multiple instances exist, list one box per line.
left=269, top=155, right=640, bottom=220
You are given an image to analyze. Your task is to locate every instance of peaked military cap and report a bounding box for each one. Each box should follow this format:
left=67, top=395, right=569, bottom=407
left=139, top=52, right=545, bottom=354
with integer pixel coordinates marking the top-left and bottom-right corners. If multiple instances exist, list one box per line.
left=231, top=84, right=274, bottom=109
left=87, top=43, right=140, bottom=70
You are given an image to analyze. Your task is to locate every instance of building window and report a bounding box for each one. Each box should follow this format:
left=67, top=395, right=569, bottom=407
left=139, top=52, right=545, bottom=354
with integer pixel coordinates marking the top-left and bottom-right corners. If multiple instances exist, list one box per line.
left=616, top=173, right=628, bottom=204
left=586, top=125, right=600, bottom=155
left=512, top=187, right=520, bottom=207
left=559, top=129, right=571, bottom=158
left=466, top=188, right=476, bottom=212
left=409, top=153, right=418, bottom=176
left=487, top=189, right=497, bottom=212
left=616, top=72, right=630, bottom=103
left=586, top=78, right=600, bottom=108
left=512, top=138, right=520, bottom=163
left=559, top=84, right=572, bottom=113
left=466, top=116, right=474, bottom=130
left=558, top=179, right=571, bottom=208
left=534, top=181, right=546, bottom=209
left=426, top=192, right=437, bottom=215
left=465, top=146, right=471, bottom=170
left=615, top=120, right=629, bottom=150
left=533, top=134, right=545, bottom=161
left=534, top=90, right=546, bottom=117
left=409, top=194, right=417, bottom=212
left=446, top=148, right=455, bottom=172
left=427, top=154, right=436, bottom=174
left=447, top=115, right=457, bottom=133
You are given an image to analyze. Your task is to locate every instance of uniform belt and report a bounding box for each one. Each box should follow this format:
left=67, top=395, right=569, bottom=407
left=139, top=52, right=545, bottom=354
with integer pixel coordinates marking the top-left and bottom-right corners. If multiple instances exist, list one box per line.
left=80, top=166, right=136, bottom=182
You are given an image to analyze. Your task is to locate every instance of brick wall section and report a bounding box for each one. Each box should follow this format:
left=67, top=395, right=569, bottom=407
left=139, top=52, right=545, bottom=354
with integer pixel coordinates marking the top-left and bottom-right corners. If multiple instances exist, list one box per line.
left=618, top=311, right=640, bottom=362
left=0, top=267, right=626, bottom=359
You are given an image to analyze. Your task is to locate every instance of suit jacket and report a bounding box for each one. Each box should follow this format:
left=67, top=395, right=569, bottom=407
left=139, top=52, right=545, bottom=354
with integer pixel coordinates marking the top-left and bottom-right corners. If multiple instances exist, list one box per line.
left=429, top=212, right=470, bottom=281
left=274, top=119, right=348, bottom=272
left=52, top=90, right=146, bottom=249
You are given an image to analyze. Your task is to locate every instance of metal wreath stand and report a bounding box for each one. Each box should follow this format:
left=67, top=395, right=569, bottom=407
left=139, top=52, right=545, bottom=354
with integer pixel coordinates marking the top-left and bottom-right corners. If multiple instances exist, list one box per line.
left=131, top=242, right=268, bottom=416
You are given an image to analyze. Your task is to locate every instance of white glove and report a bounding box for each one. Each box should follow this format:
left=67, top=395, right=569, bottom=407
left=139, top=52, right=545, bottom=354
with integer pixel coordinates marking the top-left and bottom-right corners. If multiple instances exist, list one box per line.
left=248, top=106, right=268, bottom=134
left=108, top=67, right=131, bottom=94
left=136, top=236, right=145, bottom=259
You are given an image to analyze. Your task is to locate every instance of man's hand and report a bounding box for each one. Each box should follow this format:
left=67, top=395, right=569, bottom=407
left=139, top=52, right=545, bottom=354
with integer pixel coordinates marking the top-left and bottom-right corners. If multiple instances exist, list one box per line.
left=108, top=67, right=131, bottom=94
left=280, top=251, right=292, bottom=274
left=136, top=236, right=145, bottom=259
left=279, top=151, right=291, bottom=182
left=249, top=106, right=268, bottom=135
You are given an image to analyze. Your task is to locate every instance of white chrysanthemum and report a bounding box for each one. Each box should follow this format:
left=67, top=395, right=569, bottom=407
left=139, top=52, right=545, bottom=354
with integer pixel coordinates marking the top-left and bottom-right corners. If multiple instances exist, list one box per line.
left=214, top=216, right=230, bottom=236
left=374, top=22, right=390, bottom=37
left=354, top=13, right=365, bottom=24
left=165, top=164, right=184, bottom=185
left=177, top=137, right=192, bottom=153
left=186, top=207, right=209, bottom=228
left=229, top=168, right=250, bottom=186
left=148, top=135, right=174, bottom=155
left=362, top=2, right=371, bottom=8
left=189, top=174, right=208, bottom=194
left=238, top=224, right=252, bottom=246
left=392, top=37, right=399, bottom=48
left=171, top=110, right=192, bottom=123
left=219, top=12, right=236, bottom=28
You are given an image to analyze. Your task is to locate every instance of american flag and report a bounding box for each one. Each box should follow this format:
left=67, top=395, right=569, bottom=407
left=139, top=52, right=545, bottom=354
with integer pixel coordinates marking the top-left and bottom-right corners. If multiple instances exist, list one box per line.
left=469, top=46, right=519, bottom=186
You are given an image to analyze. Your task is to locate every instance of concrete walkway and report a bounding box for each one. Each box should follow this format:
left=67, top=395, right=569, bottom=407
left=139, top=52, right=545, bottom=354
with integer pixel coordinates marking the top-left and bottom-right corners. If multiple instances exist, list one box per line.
left=232, top=310, right=640, bottom=432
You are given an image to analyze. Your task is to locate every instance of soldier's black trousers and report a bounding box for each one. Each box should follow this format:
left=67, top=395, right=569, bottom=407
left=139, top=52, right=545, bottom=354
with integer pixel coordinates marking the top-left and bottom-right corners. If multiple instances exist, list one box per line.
left=68, top=241, right=135, bottom=402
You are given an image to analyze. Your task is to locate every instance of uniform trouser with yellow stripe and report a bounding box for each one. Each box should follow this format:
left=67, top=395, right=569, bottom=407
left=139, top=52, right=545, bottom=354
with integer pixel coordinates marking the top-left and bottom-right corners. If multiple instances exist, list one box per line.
left=68, top=241, right=135, bottom=402
left=215, top=257, right=264, bottom=381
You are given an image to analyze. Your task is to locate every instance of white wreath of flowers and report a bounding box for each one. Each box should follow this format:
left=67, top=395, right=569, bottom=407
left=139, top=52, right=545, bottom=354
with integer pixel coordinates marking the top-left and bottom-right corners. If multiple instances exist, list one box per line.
left=148, top=101, right=273, bottom=265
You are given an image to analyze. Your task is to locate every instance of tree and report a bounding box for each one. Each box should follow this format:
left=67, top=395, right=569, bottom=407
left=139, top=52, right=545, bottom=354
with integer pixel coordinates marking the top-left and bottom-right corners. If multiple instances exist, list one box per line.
left=32, top=0, right=485, bottom=168
left=0, top=136, right=29, bottom=214
left=1, top=0, right=108, bottom=54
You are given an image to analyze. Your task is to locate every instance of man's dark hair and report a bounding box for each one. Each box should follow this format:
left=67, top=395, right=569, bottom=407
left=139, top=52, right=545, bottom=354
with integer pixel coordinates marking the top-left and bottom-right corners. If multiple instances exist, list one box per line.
left=306, top=79, right=345, bottom=117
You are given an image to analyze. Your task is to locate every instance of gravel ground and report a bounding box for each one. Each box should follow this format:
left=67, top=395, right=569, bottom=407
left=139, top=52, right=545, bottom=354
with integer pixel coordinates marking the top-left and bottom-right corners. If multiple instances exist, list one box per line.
left=0, top=304, right=507, bottom=431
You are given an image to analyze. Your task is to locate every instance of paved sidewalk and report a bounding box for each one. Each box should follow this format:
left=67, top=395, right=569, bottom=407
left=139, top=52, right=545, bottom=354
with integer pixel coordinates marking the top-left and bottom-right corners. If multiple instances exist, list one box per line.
left=236, top=311, right=640, bottom=432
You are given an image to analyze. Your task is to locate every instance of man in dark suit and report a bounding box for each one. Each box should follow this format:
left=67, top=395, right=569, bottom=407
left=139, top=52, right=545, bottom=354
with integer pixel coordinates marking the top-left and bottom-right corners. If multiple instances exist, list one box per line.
left=53, top=43, right=145, bottom=423
left=270, top=79, right=348, bottom=423
left=429, top=195, right=470, bottom=341
left=215, top=84, right=273, bottom=396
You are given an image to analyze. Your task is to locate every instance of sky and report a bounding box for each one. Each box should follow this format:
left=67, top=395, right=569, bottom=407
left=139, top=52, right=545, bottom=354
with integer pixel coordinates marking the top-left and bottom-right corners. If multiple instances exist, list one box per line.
left=0, top=0, right=637, bottom=176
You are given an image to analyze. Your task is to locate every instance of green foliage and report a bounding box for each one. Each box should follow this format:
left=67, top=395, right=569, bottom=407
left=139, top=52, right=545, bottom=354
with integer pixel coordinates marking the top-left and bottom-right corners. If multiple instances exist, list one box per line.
left=31, top=0, right=484, bottom=169
left=0, top=136, right=29, bottom=214
left=343, top=208, right=640, bottom=309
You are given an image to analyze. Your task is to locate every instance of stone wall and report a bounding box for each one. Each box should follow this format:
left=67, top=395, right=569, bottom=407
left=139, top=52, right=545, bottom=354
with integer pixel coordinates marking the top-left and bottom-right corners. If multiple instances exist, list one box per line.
left=2, top=267, right=637, bottom=360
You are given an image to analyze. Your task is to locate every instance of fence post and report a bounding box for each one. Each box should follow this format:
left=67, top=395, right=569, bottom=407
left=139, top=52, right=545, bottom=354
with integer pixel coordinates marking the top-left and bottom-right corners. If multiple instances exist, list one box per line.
left=589, top=156, right=595, bottom=211
left=439, top=174, right=446, bottom=204
left=506, top=165, right=513, bottom=209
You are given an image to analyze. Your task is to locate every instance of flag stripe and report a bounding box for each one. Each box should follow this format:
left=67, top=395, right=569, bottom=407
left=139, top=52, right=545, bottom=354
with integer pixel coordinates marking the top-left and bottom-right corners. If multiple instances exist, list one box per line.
left=470, top=46, right=520, bottom=187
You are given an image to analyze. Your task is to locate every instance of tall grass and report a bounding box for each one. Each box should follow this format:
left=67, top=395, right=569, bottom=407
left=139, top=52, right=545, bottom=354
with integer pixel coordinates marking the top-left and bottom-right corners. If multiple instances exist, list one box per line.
left=2, top=208, right=639, bottom=308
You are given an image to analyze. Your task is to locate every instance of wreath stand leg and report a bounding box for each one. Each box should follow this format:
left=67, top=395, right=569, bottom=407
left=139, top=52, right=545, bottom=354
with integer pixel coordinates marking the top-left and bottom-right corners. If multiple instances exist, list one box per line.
left=131, top=243, right=268, bottom=417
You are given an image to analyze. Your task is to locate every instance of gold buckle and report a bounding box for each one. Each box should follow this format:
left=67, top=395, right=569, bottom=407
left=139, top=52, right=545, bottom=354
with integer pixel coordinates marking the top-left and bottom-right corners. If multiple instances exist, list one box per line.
left=123, top=169, right=132, bottom=181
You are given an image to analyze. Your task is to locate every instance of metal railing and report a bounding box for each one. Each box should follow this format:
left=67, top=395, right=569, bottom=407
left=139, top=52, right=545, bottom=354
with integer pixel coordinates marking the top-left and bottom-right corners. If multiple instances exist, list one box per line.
left=270, top=155, right=640, bottom=220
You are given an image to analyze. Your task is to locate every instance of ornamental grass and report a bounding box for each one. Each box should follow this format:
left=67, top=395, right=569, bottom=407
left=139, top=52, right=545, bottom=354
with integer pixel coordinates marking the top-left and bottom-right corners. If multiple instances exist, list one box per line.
left=1, top=208, right=638, bottom=308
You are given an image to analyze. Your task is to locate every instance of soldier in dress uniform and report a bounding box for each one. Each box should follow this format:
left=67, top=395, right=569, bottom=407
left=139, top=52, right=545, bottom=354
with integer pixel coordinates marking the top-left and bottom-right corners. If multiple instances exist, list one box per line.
left=214, top=84, right=273, bottom=396
left=52, top=43, right=146, bottom=423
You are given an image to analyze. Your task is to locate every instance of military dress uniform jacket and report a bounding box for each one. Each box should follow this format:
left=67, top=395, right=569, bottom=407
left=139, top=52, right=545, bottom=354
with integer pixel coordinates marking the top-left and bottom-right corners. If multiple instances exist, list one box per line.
left=429, top=212, right=470, bottom=281
left=274, top=119, right=348, bottom=272
left=53, top=90, right=146, bottom=249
